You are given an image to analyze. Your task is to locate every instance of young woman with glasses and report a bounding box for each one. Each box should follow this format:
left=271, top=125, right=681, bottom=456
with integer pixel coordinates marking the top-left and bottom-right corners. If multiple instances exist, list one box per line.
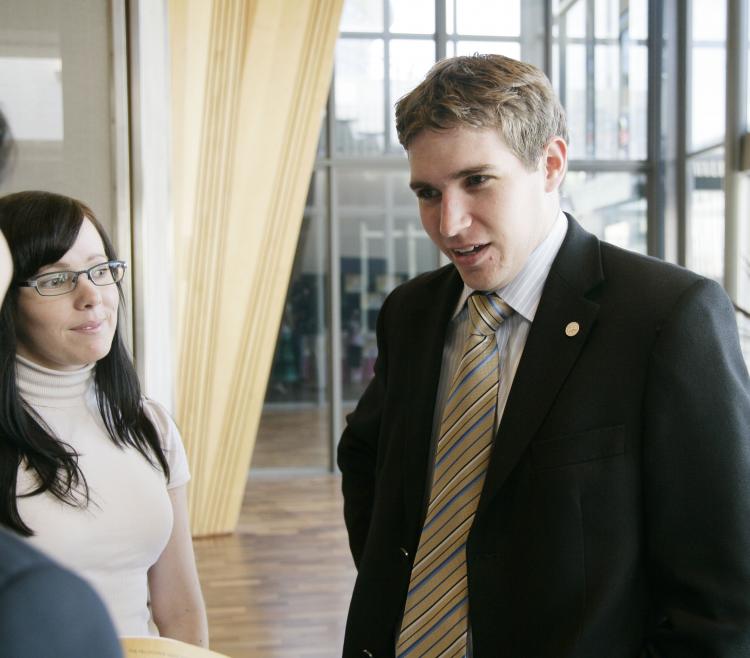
left=0, top=190, right=208, bottom=647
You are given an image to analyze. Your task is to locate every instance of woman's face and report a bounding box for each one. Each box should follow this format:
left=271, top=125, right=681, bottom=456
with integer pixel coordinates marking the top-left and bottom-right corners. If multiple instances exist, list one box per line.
left=15, top=218, right=119, bottom=371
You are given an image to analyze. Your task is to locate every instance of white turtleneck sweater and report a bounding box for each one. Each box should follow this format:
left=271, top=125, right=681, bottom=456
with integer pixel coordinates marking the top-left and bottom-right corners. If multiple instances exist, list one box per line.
left=14, top=355, right=190, bottom=637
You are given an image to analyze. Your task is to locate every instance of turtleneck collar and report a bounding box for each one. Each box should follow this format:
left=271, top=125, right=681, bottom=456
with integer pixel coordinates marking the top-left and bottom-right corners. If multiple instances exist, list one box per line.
left=16, top=354, right=96, bottom=408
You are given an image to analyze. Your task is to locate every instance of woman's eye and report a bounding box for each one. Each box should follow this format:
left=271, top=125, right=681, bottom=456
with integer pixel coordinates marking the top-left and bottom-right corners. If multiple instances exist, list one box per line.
left=38, top=273, right=69, bottom=289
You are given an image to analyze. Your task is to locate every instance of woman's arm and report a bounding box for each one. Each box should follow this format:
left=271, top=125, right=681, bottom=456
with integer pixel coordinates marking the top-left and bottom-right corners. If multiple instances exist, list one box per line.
left=148, top=484, right=209, bottom=647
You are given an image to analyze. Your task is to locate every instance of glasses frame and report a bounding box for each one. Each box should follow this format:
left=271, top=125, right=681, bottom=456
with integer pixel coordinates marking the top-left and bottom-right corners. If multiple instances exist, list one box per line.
left=18, top=260, right=128, bottom=297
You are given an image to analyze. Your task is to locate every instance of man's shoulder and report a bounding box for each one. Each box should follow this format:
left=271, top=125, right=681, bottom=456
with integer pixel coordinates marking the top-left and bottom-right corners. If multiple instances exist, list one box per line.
left=598, top=240, right=709, bottom=301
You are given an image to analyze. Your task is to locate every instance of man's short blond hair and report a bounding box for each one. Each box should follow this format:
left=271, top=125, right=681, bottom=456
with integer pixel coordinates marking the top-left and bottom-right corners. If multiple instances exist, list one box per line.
left=395, top=54, right=568, bottom=170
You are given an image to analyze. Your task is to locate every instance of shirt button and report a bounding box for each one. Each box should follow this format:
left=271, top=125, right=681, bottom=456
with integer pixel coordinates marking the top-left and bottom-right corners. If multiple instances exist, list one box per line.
left=362, top=650, right=374, bottom=657
left=399, top=547, right=409, bottom=558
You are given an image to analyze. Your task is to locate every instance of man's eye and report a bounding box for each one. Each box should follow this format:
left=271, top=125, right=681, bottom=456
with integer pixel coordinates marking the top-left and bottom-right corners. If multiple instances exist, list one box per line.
left=415, top=188, right=439, bottom=200
left=466, top=174, right=488, bottom=187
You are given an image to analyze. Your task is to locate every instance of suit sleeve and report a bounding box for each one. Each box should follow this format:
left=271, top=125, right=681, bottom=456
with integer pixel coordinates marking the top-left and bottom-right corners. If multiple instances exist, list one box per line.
left=0, top=562, right=122, bottom=658
left=641, top=277, right=750, bottom=656
left=337, top=293, right=391, bottom=569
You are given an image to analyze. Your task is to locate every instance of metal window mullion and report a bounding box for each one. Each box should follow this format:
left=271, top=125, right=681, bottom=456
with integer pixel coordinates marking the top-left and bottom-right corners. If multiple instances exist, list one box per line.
left=678, top=0, right=691, bottom=266
left=646, top=0, right=666, bottom=258
left=724, top=0, right=748, bottom=300
left=436, top=0, right=448, bottom=59
left=544, top=0, right=553, bottom=76
left=384, top=1, right=391, bottom=153
left=326, top=83, right=342, bottom=472
left=586, top=0, right=596, bottom=158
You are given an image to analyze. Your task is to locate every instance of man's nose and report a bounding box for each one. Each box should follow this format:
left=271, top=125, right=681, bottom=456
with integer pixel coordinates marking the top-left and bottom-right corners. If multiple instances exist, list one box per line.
left=439, top=192, right=471, bottom=237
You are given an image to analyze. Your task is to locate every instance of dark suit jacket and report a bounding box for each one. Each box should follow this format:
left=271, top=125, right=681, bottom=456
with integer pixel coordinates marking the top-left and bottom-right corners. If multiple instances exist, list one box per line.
left=0, top=527, right=122, bottom=658
left=337, top=216, right=750, bottom=657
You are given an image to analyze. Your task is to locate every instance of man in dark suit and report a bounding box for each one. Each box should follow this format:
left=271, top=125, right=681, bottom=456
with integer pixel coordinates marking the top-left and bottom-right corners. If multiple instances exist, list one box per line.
left=0, top=110, right=122, bottom=657
left=337, top=54, right=750, bottom=657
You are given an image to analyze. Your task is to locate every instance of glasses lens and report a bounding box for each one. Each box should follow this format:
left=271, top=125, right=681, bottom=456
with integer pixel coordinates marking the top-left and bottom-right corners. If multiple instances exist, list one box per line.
left=89, top=261, right=125, bottom=286
left=35, top=272, right=75, bottom=296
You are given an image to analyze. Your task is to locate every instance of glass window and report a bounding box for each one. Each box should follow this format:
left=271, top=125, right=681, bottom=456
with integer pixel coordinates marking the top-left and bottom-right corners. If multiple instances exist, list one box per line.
left=452, top=0, right=521, bottom=37
left=686, top=148, right=724, bottom=282
left=564, top=43, right=588, bottom=159
left=456, top=40, right=521, bottom=59
left=690, top=0, right=726, bottom=150
left=337, top=169, right=438, bottom=407
left=340, top=0, right=383, bottom=32
left=594, top=43, right=648, bottom=159
left=553, top=0, right=648, bottom=161
left=0, top=0, right=117, bottom=234
left=595, top=0, right=618, bottom=39
left=390, top=0, right=435, bottom=34
left=335, top=38, right=385, bottom=155
left=255, top=171, right=330, bottom=470
left=561, top=171, right=648, bottom=253
left=389, top=40, right=435, bottom=151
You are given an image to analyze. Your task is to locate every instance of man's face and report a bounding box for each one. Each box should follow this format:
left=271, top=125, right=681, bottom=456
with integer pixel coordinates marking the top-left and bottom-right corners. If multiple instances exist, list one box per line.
left=408, top=126, right=561, bottom=292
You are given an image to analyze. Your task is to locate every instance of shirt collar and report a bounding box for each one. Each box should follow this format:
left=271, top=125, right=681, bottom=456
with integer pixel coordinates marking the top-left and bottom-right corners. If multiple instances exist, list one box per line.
left=452, top=209, right=568, bottom=322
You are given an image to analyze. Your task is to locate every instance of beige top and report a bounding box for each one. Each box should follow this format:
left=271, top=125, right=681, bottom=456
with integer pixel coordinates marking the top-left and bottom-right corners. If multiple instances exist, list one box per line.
left=14, top=354, right=190, bottom=637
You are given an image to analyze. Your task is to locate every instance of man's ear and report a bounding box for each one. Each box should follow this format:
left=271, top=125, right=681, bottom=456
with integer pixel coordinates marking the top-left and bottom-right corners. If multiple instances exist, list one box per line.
left=543, top=137, right=568, bottom=193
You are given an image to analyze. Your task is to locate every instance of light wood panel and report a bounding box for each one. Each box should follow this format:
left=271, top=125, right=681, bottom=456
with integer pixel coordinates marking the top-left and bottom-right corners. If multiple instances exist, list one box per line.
left=194, top=474, right=356, bottom=657
left=169, top=0, right=344, bottom=535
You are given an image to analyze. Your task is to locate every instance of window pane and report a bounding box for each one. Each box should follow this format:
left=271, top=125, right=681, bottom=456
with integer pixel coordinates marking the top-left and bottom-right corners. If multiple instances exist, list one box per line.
left=0, top=0, right=116, bottom=230
left=389, top=40, right=434, bottom=151
left=564, top=0, right=587, bottom=40
left=595, top=0, right=647, bottom=40
left=594, top=43, right=648, bottom=159
left=690, top=46, right=725, bottom=150
left=335, top=38, right=384, bottom=155
left=686, top=149, right=724, bottom=282
left=595, top=0, right=618, bottom=39
left=456, top=40, right=521, bottom=60
left=256, top=171, right=330, bottom=470
left=390, top=0, right=434, bottom=34
left=561, top=171, right=647, bottom=253
left=455, top=0, right=521, bottom=37
left=338, top=169, right=439, bottom=407
left=692, top=0, right=726, bottom=42
left=340, top=0, right=383, bottom=32
left=630, top=0, right=648, bottom=40
left=564, top=44, right=587, bottom=159
left=690, top=0, right=725, bottom=150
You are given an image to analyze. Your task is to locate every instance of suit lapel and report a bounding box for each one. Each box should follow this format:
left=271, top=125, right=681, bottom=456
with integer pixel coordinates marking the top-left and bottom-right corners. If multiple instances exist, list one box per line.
left=477, top=217, right=604, bottom=518
left=402, top=267, right=464, bottom=538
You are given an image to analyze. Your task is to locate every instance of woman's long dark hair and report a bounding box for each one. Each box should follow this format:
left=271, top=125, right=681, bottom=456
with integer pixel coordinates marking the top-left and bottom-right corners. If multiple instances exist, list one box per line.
left=0, top=190, right=170, bottom=535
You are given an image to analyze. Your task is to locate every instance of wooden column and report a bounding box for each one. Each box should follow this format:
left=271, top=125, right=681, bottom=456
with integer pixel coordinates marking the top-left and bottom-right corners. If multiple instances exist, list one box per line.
left=169, top=0, right=343, bottom=535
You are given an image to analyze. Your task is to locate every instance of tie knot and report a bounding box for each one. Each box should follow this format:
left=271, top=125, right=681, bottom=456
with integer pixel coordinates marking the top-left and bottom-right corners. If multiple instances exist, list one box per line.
left=467, top=292, right=511, bottom=336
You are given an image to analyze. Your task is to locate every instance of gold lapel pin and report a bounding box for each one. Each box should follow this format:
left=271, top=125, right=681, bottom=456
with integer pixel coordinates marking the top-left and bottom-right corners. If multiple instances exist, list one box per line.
left=565, top=321, right=580, bottom=337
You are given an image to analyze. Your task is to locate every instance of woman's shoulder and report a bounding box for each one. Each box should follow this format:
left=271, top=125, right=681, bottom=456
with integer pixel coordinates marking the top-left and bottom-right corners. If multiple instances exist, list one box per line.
left=141, top=398, right=191, bottom=488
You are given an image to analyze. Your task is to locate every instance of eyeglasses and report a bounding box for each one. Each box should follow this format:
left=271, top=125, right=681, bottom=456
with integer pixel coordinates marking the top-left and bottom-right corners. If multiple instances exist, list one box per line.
left=18, top=260, right=128, bottom=297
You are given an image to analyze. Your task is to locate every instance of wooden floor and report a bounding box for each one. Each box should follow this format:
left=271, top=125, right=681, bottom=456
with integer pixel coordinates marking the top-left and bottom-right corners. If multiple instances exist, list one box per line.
left=193, top=473, right=356, bottom=658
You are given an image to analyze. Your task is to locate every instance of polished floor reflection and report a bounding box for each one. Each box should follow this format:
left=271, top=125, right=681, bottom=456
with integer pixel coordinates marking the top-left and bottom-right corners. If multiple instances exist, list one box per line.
left=194, top=473, right=355, bottom=657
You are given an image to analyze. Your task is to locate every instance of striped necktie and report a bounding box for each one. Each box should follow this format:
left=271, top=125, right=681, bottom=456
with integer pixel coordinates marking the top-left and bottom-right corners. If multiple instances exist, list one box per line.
left=397, top=292, right=511, bottom=657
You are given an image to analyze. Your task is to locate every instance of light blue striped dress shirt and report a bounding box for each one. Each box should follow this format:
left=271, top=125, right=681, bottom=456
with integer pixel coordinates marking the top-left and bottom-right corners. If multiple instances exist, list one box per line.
left=430, top=210, right=569, bottom=441
left=425, top=210, right=568, bottom=657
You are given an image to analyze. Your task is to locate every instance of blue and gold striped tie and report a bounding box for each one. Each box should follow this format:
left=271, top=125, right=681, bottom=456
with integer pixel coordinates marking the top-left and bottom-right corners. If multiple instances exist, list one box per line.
left=397, top=292, right=511, bottom=657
